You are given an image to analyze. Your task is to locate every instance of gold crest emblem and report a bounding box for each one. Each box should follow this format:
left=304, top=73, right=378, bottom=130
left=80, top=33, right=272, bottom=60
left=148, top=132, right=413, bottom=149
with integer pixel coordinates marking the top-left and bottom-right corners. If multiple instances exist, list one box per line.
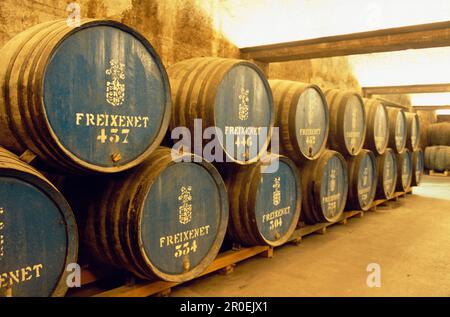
left=106, top=59, right=126, bottom=107
left=272, top=177, right=281, bottom=206
left=178, top=186, right=193, bottom=225
left=329, top=169, right=337, bottom=192
left=238, top=88, right=250, bottom=121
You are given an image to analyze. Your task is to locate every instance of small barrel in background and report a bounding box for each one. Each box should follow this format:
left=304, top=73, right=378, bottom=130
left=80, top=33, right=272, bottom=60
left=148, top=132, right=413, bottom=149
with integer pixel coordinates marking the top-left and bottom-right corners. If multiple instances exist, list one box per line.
left=324, top=89, right=366, bottom=156
left=269, top=80, right=329, bottom=162
left=0, top=147, right=78, bottom=297
left=168, top=57, right=274, bottom=165
left=345, top=149, right=377, bottom=211
left=387, top=108, right=407, bottom=153
left=396, top=149, right=413, bottom=192
left=65, top=147, right=228, bottom=283
left=427, top=122, right=450, bottom=146
left=411, top=149, right=424, bottom=186
left=0, top=19, right=171, bottom=174
left=424, top=146, right=450, bottom=172
left=225, top=155, right=301, bottom=247
left=363, top=99, right=389, bottom=155
left=300, top=150, right=348, bottom=224
left=375, top=148, right=398, bottom=199
left=405, top=113, right=421, bottom=151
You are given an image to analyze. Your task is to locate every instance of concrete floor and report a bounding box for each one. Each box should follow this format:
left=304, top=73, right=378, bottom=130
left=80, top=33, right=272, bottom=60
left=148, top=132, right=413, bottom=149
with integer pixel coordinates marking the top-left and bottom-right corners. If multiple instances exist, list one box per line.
left=172, top=175, right=450, bottom=297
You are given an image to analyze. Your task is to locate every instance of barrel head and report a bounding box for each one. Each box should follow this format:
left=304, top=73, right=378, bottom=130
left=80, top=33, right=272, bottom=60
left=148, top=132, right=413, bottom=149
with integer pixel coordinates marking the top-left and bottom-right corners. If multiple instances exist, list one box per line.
left=356, top=151, right=377, bottom=210
left=381, top=149, right=398, bottom=199
left=319, top=154, right=348, bottom=222
left=294, top=87, right=329, bottom=159
left=394, top=111, right=407, bottom=153
left=254, top=159, right=301, bottom=245
left=343, top=95, right=366, bottom=155
left=139, top=162, right=228, bottom=281
left=397, top=150, right=413, bottom=191
left=373, top=104, right=389, bottom=154
left=412, top=149, right=424, bottom=186
left=0, top=174, right=77, bottom=297
left=42, top=22, right=170, bottom=172
left=214, top=64, right=273, bottom=164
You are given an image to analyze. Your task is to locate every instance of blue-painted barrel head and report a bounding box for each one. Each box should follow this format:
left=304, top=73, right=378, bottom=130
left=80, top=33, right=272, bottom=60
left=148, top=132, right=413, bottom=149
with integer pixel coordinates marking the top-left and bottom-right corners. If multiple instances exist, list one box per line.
left=356, top=152, right=377, bottom=210
left=395, top=111, right=407, bottom=152
left=383, top=149, right=397, bottom=198
left=374, top=105, right=389, bottom=153
left=255, top=159, right=300, bottom=244
left=343, top=95, right=366, bottom=155
left=43, top=23, right=170, bottom=172
left=320, top=155, right=348, bottom=221
left=140, top=162, right=227, bottom=279
left=0, top=177, right=71, bottom=297
left=295, top=87, right=329, bottom=159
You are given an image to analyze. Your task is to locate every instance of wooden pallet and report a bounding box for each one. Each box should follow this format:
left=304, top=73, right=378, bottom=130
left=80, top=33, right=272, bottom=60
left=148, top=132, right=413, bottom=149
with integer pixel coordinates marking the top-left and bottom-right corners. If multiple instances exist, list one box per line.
left=429, top=170, right=449, bottom=177
left=68, top=189, right=413, bottom=298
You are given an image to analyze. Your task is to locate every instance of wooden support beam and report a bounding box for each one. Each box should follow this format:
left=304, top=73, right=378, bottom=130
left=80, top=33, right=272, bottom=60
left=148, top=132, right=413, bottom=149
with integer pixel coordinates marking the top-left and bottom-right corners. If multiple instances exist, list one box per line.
left=376, top=97, right=409, bottom=110
left=241, top=21, right=450, bottom=63
left=363, top=83, right=450, bottom=97
left=413, top=105, right=450, bottom=111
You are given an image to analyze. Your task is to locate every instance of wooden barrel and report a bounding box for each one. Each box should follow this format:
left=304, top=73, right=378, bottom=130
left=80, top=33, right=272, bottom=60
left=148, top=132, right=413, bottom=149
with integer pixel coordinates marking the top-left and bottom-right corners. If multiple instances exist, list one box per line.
left=324, top=89, right=366, bottom=156
left=396, top=149, right=412, bottom=192
left=345, top=149, right=377, bottom=211
left=363, top=99, right=389, bottom=155
left=427, top=122, right=450, bottom=146
left=387, top=108, right=407, bottom=153
left=225, top=155, right=301, bottom=247
left=0, top=19, right=171, bottom=174
left=72, top=147, right=228, bottom=282
left=405, top=113, right=420, bottom=151
left=168, top=57, right=274, bottom=165
left=269, top=80, right=329, bottom=162
left=0, top=147, right=78, bottom=297
left=424, top=146, right=450, bottom=172
left=411, top=149, right=424, bottom=186
left=301, top=150, right=348, bottom=224
left=375, top=148, right=397, bottom=199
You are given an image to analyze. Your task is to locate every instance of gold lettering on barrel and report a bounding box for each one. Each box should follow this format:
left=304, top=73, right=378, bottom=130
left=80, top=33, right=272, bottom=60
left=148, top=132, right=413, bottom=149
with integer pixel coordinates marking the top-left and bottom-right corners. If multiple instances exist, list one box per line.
left=272, top=177, right=281, bottom=206
left=106, top=59, right=126, bottom=107
left=75, top=113, right=150, bottom=145
left=323, top=169, right=339, bottom=216
left=178, top=186, right=193, bottom=225
left=0, top=207, right=4, bottom=258
left=0, top=264, right=43, bottom=289
left=262, top=206, right=291, bottom=231
left=238, top=88, right=249, bottom=121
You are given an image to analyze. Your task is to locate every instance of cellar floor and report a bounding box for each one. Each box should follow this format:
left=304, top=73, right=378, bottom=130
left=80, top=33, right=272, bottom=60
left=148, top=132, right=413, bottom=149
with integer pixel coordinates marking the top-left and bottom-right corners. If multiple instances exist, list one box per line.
left=171, top=175, right=450, bottom=297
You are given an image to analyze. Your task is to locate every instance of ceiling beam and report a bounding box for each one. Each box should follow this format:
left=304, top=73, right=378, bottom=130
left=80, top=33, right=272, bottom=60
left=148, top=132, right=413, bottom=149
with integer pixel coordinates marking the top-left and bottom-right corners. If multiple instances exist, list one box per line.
left=362, top=83, right=450, bottom=97
left=240, top=20, right=450, bottom=63
left=413, top=105, right=450, bottom=111
left=376, top=97, right=409, bottom=110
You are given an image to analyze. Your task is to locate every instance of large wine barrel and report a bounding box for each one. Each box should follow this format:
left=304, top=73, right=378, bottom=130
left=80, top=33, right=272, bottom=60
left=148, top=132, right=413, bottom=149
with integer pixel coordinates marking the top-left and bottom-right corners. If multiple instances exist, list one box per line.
left=73, top=147, right=228, bottom=282
left=427, top=122, right=450, bottom=146
left=424, top=146, right=450, bottom=172
left=375, top=148, right=397, bottom=199
left=269, top=80, right=329, bottom=162
left=411, top=149, right=424, bottom=186
left=396, top=149, right=412, bottom=192
left=324, top=90, right=366, bottom=156
left=345, top=149, right=377, bottom=211
left=405, top=113, right=420, bottom=151
left=168, top=58, right=274, bottom=165
left=0, top=147, right=78, bottom=297
left=363, top=99, right=389, bottom=155
left=0, top=19, right=171, bottom=174
left=225, top=155, right=301, bottom=247
left=387, top=108, right=407, bottom=153
left=301, top=150, right=348, bottom=224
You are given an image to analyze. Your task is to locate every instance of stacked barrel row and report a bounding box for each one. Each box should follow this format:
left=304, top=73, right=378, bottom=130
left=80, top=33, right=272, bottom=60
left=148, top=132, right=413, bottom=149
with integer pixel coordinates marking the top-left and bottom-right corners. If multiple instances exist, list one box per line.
left=424, top=122, right=450, bottom=172
left=0, top=19, right=424, bottom=297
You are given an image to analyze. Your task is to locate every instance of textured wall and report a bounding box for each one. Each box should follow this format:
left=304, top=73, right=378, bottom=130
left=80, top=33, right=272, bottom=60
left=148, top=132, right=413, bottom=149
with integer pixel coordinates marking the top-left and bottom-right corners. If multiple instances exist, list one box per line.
left=0, top=0, right=240, bottom=67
